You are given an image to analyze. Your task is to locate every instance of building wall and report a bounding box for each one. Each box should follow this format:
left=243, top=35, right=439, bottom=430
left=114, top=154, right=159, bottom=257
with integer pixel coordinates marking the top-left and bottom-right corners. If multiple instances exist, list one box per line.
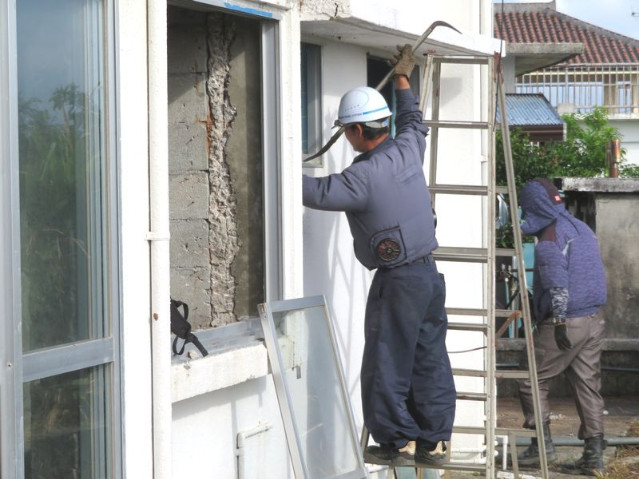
left=575, top=193, right=639, bottom=339
left=172, top=376, right=292, bottom=479
left=118, top=0, right=498, bottom=477
left=613, top=119, right=639, bottom=168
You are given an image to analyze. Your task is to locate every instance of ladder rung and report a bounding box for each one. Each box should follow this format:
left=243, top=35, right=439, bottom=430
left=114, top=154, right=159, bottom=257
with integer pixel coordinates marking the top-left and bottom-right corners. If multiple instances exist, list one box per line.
left=496, top=370, right=530, bottom=380
left=457, top=392, right=487, bottom=401
left=496, top=185, right=509, bottom=194
left=423, top=119, right=490, bottom=129
left=447, top=321, right=487, bottom=332
left=496, top=247, right=516, bottom=257
left=364, top=456, right=487, bottom=473
left=436, top=462, right=487, bottom=473
left=446, top=307, right=518, bottom=318
left=447, top=307, right=486, bottom=316
left=433, top=247, right=487, bottom=263
left=495, top=427, right=537, bottom=437
left=454, top=425, right=538, bottom=438
left=429, top=184, right=489, bottom=195
left=435, top=56, right=491, bottom=65
left=453, top=368, right=486, bottom=378
left=453, top=425, right=487, bottom=435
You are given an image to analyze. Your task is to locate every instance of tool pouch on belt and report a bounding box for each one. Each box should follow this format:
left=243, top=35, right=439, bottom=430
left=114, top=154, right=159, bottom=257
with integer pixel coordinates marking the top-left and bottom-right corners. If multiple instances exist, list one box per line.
left=170, top=298, right=208, bottom=357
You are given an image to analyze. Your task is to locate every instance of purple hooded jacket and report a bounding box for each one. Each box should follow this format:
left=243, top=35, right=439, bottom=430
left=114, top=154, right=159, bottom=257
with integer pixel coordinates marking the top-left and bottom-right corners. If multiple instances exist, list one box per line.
left=520, top=179, right=607, bottom=322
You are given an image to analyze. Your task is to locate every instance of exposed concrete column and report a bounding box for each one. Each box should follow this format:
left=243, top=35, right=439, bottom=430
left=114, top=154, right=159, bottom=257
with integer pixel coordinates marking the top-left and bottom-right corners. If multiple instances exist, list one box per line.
left=206, top=13, right=240, bottom=325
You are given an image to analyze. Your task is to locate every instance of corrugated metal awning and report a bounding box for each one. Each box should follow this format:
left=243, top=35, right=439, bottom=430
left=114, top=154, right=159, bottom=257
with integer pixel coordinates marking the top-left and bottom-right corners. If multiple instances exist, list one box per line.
left=497, top=93, right=565, bottom=142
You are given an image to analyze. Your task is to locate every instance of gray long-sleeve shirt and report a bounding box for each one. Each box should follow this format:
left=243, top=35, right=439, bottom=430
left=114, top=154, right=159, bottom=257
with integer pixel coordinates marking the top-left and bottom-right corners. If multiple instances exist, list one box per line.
left=303, top=88, right=437, bottom=270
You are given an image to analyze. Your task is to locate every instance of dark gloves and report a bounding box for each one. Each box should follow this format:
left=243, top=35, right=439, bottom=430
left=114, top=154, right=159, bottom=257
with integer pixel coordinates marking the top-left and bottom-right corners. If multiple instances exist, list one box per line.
left=389, top=44, right=415, bottom=78
left=554, top=323, right=572, bottom=350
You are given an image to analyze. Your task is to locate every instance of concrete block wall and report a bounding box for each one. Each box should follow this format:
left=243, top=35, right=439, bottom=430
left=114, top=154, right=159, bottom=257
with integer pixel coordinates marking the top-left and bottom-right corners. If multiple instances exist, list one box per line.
left=168, top=8, right=213, bottom=328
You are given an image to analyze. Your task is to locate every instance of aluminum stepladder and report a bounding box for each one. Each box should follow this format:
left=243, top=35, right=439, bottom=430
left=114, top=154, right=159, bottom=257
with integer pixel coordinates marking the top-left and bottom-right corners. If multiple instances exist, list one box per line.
left=360, top=54, right=549, bottom=479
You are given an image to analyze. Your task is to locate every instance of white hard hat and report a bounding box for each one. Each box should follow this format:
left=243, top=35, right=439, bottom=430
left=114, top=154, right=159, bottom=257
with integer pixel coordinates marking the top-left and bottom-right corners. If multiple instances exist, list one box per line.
left=337, top=86, right=391, bottom=126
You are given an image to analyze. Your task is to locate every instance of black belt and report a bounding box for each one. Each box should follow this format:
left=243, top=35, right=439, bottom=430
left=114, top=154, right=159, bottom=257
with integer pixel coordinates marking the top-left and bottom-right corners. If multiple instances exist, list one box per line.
left=411, top=254, right=434, bottom=264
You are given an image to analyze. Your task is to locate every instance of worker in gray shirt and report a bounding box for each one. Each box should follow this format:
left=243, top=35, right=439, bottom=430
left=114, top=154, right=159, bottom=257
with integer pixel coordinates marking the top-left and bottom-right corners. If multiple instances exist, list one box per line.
left=516, top=179, right=607, bottom=475
left=303, top=45, right=456, bottom=467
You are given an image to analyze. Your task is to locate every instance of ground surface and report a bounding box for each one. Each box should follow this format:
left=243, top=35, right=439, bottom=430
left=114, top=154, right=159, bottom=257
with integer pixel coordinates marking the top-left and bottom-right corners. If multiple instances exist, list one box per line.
left=444, top=396, right=639, bottom=479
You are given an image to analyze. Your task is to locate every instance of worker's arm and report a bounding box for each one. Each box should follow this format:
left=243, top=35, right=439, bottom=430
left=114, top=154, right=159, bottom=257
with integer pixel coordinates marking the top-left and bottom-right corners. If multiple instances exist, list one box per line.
left=391, top=45, right=428, bottom=159
left=536, top=238, right=572, bottom=350
left=394, top=74, right=410, bottom=90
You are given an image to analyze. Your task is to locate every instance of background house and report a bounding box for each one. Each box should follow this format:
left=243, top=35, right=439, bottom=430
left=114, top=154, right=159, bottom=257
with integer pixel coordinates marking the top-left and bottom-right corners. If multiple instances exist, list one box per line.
left=1, top=1, right=504, bottom=478
left=495, top=0, right=639, bottom=165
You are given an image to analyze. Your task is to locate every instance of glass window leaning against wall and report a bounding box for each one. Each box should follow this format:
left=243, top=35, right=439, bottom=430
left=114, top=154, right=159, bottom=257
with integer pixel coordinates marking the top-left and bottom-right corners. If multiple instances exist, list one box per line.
left=17, top=0, right=117, bottom=477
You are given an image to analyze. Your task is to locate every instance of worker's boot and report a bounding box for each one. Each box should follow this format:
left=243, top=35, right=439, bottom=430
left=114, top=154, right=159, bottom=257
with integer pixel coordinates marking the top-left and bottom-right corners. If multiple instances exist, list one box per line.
left=574, top=435, right=605, bottom=476
left=517, top=422, right=557, bottom=466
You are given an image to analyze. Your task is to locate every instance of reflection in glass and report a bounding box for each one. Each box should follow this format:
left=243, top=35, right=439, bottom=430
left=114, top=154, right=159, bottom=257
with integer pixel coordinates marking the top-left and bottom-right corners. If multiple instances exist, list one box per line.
left=261, top=297, right=366, bottom=479
left=17, top=0, right=107, bottom=351
left=23, top=366, right=112, bottom=479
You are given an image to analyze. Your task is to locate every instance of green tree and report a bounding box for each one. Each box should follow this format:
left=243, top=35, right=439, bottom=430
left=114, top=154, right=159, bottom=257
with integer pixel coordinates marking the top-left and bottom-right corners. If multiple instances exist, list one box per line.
left=495, top=107, right=639, bottom=247
left=497, top=107, right=639, bottom=188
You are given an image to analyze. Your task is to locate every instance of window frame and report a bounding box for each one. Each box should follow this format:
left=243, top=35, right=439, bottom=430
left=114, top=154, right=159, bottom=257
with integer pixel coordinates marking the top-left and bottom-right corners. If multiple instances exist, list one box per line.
left=301, top=42, right=323, bottom=166
left=0, top=0, right=122, bottom=477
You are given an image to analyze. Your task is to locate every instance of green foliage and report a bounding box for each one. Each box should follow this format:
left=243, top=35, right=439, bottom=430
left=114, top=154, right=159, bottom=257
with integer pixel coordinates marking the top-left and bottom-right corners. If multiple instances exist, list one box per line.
left=497, top=107, right=639, bottom=187
left=495, top=107, right=639, bottom=247
left=19, top=84, right=88, bottom=350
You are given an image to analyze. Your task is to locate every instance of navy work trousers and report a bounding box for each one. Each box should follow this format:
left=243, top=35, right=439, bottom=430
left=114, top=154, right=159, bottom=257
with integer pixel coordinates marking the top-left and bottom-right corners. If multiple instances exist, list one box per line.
left=361, top=258, right=456, bottom=449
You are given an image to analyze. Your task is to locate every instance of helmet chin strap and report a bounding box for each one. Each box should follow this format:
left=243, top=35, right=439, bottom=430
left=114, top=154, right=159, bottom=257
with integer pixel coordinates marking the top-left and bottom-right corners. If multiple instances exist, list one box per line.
left=303, top=21, right=461, bottom=163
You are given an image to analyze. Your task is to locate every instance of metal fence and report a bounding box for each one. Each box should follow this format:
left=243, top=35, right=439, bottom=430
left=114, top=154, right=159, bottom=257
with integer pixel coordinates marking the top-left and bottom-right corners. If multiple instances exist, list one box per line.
left=516, top=63, right=639, bottom=115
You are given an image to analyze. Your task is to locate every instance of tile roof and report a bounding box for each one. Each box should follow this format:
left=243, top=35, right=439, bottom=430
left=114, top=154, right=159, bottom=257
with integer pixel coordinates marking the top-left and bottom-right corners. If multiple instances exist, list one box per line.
left=494, top=1, right=639, bottom=65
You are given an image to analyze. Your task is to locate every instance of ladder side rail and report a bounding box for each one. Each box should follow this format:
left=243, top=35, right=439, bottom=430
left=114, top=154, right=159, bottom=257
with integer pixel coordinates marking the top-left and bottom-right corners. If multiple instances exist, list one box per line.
left=419, top=54, right=435, bottom=115
left=428, top=59, right=443, bottom=210
left=497, top=68, right=549, bottom=479
left=485, top=56, right=497, bottom=478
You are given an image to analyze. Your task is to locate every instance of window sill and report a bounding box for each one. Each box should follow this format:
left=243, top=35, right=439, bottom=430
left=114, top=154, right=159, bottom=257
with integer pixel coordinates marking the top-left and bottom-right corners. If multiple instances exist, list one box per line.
left=171, top=318, right=269, bottom=403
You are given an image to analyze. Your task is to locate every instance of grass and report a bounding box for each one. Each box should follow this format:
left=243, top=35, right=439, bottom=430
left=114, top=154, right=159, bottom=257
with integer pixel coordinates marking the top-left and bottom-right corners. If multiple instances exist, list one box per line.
left=598, top=420, right=639, bottom=478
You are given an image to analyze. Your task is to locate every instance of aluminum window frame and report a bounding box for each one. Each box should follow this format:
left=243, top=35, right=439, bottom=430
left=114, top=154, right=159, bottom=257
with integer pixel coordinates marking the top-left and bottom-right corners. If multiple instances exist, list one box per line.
left=262, top=19, right=283, bottom=303
left=0, top=0, right=122, bottom=477
left=259, top=296, right=367, bottom=479
left=0, top=1, right=24, bottom=478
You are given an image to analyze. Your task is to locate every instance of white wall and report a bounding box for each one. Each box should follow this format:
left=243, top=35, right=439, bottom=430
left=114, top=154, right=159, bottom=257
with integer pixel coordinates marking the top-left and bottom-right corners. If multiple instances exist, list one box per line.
left=172, top=377, right=292, bottom=479
left=613, top=119, right=639, bottom=168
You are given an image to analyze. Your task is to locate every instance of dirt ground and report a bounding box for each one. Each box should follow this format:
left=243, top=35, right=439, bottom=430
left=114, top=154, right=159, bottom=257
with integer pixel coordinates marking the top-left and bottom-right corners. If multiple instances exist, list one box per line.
left=444, top=396, right=639, bottom=479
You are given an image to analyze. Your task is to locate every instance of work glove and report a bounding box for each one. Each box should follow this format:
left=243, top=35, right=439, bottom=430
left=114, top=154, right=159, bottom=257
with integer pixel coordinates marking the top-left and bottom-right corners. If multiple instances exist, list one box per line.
left=554, top=323, right=572, bottom=351
left=389, top=44, right=415, bottom=78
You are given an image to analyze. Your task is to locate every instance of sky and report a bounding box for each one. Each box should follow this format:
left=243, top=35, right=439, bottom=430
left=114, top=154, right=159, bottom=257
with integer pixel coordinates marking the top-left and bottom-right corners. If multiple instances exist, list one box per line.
left=500, top=0, right=639, bottom=40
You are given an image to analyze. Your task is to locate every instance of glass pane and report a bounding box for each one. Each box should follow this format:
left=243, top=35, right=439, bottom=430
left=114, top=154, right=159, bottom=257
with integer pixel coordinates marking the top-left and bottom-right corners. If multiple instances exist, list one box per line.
left=23, top=366, right=112, bottom=479
left=17, top=0, right=107, bottom=350
left=261, top=298, right=366, bottom=479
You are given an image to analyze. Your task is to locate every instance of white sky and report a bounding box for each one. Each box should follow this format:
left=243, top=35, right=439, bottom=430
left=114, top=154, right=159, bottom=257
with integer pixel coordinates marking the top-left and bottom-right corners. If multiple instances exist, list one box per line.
left=499, top=0, right=639, bottom=40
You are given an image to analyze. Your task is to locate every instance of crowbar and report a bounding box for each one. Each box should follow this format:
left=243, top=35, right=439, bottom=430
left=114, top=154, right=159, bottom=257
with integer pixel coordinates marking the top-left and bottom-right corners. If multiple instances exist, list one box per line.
left=303, top=20, right=461, bottom=163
